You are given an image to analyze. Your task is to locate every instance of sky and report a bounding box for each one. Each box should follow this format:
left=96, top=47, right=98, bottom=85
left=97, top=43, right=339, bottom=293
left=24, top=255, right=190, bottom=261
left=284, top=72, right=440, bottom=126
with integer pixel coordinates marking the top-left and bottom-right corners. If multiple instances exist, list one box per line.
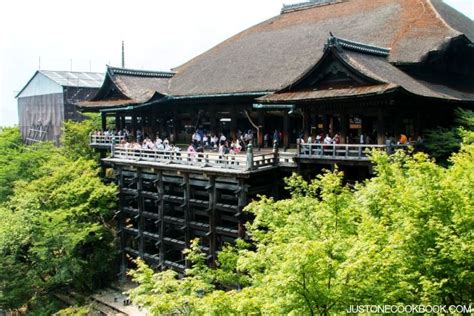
left=0, top=0, right=472, bottom=127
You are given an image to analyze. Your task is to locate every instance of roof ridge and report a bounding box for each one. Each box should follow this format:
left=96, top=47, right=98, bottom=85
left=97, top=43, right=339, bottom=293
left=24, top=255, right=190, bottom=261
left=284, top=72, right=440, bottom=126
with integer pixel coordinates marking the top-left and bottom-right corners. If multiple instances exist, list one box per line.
left=108, top=66, right=175, bottom=78
left=426, top=0, right=462, bottom=37
left=39, top=70, right=104, bottom=75
left=281, top=0, right=343, bottom=14
left=325, top=33, right=391, bottom=57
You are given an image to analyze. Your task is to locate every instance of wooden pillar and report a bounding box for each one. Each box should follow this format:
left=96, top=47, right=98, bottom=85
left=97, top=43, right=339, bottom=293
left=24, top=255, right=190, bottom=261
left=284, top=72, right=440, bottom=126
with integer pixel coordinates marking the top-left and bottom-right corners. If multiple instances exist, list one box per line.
left=172, top=109, right=178, bottom=141
left=156, top=171, right=165, bottom=268
left=303, top=108, right=310, bottom=140
left=207, top=176, right=217, bottom=267
left=117, top=166, right=127, bottom=282
left=209, top=109, right=217, bottom=134
left=237, top=178, right=247, bottom=239
left=376, top=109, right=386, bottom=145
left=231, top=106, right=238, bottom=140
left=340, top=113, right=349, bottom=144
left=115, top=113, right=120, bottom=131
left=283, top=110, right=289, bottom=148
left=137, top=168, right=144, bottom=258
left=101, top=112, right=107, bottom=131
left=322, top=114, right=330, bottom=135
left=329, top=115, right=334, bottom=136
left=258, top=111, right=265, bottom=148
left=121, top=115, right=126, bottom=130
left=183, top=173, right=191, bottom=268
left=131, top=114, right=137, bottom=138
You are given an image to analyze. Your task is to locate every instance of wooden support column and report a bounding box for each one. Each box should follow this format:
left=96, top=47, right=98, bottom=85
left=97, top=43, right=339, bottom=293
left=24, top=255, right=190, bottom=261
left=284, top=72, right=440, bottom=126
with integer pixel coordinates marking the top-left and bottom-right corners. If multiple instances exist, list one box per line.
left=237, top=178, right=247, bottom=239
left=340, top=113, right=349, bottom=144
left=137, top=168, right=145, bottom=258
left=257, top=111, right=265, bottom=148
left=329, top=115, right=334, bottom=136
left=172, top=109, right=178, bottom=141
left=183, top=173, right=191, bottom=268
left=322, top=114, right=330, bottom=135
left=117, top=166, right=127, bottom=282
left=303, top=108, right=310, bottom=140
left=121, top=115, right=126, bottom=130
left=101, top=112, right=107, bottom=131
left=283, top=110, right=289, bottom=148
left=115, top=113, right=120, bottom=130
left=207, top=176, right=217, bottom=267
left=209, top=109, right=217, bottom=134
left=131, top=114, right=137, bottom=139
left=156, top=171, right=165, bottom=268
left=231, top=106, right=238, bottom=140
left=376, top=109, right=386, bottom=145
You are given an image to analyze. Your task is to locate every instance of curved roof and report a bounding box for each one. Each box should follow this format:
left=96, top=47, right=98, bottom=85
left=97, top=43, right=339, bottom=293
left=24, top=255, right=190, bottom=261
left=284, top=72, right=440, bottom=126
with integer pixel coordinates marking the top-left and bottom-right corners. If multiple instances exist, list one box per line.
left=80, top=66, right=175, bottom=110
left=168, top=0, right=472, bottom=97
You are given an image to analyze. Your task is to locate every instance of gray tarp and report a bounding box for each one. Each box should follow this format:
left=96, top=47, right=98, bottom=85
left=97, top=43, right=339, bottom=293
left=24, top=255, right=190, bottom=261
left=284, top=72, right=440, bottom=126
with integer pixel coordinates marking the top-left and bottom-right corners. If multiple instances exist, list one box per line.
left=17, top=93, right=64, bottom=145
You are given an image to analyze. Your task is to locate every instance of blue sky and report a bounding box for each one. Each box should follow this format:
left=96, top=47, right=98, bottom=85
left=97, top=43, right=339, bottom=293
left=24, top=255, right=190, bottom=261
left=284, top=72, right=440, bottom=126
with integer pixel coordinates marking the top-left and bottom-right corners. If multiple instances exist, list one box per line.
left=0, top=0, right=472, bottom=127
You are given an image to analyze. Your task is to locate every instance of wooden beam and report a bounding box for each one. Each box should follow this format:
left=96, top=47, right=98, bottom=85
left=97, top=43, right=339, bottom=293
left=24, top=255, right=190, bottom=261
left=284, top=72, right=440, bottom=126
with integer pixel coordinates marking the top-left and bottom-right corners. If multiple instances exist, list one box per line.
left=137, top=168, right=145, bottom=258
left=283, top=111, right=289, bottom=149
left=340, top=113, right=349, bottom=144
left=376, top=109, right=385, bottom=145
left=156, top=171, right=165, bottom=268
left=117, top=166, right=127, bottom=282
left=237, top=178, right=247, bottom=239
left=303, top=108, right=310, bottom=140
left=208, top=176, right=217, bottom=267
left=183, top=173, right=191, bottom=268
left=101, top=112, right=107, bottom=131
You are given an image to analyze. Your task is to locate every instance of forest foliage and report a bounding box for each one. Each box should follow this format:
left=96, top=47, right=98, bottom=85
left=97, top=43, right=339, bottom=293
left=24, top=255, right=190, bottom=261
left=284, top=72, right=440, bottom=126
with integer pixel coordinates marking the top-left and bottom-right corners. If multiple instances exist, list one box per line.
left=0, top=121, right=117, bottom=314
left=128, top=111, right=474, bottom=315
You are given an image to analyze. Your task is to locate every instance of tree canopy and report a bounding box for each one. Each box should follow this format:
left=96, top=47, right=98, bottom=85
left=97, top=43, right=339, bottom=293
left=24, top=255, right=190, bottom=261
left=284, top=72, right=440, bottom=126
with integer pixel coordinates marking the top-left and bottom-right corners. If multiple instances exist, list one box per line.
left=0, top=121, right=117, bottom=314
left=128, top=112, right=474, bottom=315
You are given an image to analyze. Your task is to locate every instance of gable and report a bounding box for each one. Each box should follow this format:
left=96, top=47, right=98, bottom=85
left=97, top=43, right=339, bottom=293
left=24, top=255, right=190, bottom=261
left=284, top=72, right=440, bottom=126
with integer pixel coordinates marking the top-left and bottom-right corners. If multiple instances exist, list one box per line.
left=16, top=72, right=63, bottom=98
left=285, top=47, right=384, bottom=92
left=89, top=73, right=129, bottom=101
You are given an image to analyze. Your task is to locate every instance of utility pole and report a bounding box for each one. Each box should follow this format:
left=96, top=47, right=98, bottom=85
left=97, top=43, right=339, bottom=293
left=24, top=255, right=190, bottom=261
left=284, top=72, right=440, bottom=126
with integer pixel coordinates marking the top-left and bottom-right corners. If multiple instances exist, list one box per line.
left=122, top=40, right=125, bottom=68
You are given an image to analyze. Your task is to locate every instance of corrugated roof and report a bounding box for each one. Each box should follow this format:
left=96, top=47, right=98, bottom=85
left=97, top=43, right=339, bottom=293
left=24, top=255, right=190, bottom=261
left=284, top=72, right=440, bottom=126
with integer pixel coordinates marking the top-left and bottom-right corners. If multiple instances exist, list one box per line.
left=39, top=70, right=104, bottom=88
left=169, top=0, right=471, bottom=96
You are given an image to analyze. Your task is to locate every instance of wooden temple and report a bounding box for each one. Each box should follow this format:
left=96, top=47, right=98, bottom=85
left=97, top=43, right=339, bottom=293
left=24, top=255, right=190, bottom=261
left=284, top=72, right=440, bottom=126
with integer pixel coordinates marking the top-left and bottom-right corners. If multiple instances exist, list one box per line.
left=80, top=0, right=474, bottom=273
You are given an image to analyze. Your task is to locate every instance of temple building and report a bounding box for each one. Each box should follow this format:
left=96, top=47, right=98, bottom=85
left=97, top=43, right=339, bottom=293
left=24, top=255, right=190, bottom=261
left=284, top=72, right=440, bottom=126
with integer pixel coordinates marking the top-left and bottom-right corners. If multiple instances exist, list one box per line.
left=16, top=70, right=104, bottom=144
left=81, top=0, right=474, bottom=272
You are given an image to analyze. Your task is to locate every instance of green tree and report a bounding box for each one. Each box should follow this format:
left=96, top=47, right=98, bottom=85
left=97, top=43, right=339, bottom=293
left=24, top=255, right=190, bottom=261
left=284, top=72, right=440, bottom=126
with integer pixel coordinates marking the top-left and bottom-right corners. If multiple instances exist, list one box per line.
left=0, top=121, right=117, bottom=313
left=128, top=137, right=473, bottom=315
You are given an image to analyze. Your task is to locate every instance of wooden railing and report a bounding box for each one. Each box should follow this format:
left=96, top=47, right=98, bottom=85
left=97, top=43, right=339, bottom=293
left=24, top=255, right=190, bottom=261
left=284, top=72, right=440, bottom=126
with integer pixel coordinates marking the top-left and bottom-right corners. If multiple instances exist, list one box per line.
left=90, top=134, right=125, bottom=146
left=298, top=143, right=390, bottom=160
left=112, top=145, right=276, bottom=171
left=96, top=140, right=409, bottom=171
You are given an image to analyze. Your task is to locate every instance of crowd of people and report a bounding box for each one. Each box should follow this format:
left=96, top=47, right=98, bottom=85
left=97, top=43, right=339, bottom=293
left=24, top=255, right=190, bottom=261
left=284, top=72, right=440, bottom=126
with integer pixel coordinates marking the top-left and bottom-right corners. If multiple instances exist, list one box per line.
left=92, top=128, right=257, bottom=157
left=93, top=128, right=424, bottom=155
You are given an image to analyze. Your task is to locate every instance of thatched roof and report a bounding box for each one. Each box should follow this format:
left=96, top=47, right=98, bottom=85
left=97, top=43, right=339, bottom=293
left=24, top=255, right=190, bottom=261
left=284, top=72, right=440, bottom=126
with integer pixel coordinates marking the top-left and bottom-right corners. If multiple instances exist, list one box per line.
left=168, top=0, right=472, bottom=97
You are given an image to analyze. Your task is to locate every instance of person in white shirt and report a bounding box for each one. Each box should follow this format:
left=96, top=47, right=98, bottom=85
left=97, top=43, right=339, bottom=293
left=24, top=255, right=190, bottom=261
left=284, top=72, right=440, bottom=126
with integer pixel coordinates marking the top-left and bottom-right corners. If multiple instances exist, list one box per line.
left=219, top=133, right=226, bottom=143
left=324, top=134, right=332, bottom=144
left=316, top=134, right=322, bottom=143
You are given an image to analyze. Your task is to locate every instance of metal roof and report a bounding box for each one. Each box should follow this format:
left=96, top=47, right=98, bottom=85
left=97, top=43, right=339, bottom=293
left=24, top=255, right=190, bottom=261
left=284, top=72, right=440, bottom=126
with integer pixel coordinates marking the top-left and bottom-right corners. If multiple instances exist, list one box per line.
left=39, top=70, right=104, bottom=88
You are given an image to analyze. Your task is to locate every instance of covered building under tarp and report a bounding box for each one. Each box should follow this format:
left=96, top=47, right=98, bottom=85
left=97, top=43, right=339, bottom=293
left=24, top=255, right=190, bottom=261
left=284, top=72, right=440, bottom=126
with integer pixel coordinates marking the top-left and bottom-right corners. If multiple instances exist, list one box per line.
left=16, top=70, right=104, bottom=144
